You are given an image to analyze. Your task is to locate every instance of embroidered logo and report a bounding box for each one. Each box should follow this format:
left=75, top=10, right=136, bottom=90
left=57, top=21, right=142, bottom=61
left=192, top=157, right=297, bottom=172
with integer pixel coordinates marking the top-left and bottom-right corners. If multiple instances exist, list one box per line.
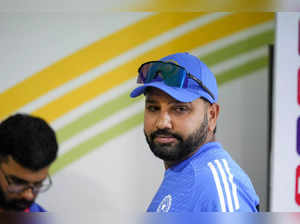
left=156, top=194, right=172, bottom=212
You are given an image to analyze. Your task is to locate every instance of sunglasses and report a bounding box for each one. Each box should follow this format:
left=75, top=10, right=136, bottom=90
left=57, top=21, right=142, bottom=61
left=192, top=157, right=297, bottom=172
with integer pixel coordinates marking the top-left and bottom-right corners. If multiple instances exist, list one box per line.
left=137, top=61, right=215, bottom=100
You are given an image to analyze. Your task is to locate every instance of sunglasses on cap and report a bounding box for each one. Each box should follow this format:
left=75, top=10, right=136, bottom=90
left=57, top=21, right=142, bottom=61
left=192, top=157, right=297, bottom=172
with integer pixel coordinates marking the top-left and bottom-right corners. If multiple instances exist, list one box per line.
left=137, top=61, right=215, bottom=100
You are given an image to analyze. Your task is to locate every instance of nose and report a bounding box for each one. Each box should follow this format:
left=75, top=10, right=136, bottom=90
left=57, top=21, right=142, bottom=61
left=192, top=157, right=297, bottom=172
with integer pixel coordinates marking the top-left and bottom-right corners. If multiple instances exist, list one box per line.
left=21, top=187, right=35, bottom=201
left=156, top=111, right=172, bottom=130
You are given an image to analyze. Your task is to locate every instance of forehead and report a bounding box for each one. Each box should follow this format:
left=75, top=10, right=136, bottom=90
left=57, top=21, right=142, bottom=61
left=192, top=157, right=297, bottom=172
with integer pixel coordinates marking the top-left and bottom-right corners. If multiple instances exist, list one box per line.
left=1, top=156, right=49, bottom=182
left=145, top=87, right=205, bottom=105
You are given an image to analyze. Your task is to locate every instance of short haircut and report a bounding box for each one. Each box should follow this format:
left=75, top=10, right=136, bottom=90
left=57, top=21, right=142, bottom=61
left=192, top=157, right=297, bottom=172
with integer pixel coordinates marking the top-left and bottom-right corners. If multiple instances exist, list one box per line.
left=0, top=113, right=58, bottom=171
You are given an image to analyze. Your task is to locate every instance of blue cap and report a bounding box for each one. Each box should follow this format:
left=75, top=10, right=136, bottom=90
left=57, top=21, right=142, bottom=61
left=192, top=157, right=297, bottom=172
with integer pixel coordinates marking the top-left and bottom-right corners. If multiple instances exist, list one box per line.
left=130, top=52, right=218, bottom=103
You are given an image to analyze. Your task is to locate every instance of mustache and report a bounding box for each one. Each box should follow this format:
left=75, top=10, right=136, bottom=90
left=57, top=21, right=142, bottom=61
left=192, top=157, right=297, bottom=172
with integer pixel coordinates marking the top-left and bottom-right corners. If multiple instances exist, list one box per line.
left=150, top=129, right=183, bottom=142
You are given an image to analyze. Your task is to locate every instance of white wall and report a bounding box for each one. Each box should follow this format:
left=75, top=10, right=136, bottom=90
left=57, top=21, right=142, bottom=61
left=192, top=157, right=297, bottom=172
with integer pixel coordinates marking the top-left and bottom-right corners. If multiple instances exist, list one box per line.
left=0, top=12, right=273, bottom=213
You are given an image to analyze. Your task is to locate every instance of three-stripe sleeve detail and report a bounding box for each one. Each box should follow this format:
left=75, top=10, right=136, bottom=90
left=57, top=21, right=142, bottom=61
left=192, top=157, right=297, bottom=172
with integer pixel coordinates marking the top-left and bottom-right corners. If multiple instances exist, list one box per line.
left=207, top=162, right=227, bottom=212
left=222, top=159, right=240, bottom=210
left=207, top=159, right=240, bottom=212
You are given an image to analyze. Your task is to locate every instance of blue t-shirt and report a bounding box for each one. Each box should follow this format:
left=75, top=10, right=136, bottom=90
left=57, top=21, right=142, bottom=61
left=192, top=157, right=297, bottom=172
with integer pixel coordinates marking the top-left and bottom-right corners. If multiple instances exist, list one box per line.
left=147, top=142, right=259, bottom=212
left=29, top=203, right=46, bottom=212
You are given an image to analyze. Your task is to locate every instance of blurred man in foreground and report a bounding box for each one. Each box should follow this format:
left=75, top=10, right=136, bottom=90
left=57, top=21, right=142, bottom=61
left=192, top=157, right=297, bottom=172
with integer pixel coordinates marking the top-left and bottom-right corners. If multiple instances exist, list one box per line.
left=0, top=113, right=58, bottom=212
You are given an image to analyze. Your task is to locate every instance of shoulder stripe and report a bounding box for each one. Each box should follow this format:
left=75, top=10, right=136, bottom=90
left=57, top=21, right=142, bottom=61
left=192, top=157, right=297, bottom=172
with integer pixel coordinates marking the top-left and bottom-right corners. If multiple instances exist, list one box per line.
left=214, top=159, right=234, bottom=212
left=222, top=159, right=240, bottom=210
left=208, top=162, right=226, bottom=212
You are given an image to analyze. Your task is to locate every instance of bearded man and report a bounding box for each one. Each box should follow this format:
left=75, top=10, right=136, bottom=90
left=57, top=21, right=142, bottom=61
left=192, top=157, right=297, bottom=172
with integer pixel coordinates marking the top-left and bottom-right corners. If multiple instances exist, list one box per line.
left=130, top=52, right=259, bottom=212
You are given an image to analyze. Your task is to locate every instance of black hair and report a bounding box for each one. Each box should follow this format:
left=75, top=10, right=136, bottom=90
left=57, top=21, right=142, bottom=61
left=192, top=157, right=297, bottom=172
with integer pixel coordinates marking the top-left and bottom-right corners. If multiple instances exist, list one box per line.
left=0, top=113, right=58, bottom=171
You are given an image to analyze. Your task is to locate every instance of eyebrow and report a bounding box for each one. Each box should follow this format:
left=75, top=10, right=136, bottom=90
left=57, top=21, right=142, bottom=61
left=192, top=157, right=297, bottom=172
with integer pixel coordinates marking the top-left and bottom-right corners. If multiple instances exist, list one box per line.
left=8, top=175, right=44, bottom=185
left=145, top=99, right=157, bottom=104
left=8, top=175, right=29, bottom=184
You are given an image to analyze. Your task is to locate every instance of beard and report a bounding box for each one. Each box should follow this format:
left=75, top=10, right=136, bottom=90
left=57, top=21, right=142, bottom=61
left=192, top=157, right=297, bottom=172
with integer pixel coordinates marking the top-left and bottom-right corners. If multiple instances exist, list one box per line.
left=0, top=186, right=34, bottom=211
left=144, top=112, right=209, bottom=162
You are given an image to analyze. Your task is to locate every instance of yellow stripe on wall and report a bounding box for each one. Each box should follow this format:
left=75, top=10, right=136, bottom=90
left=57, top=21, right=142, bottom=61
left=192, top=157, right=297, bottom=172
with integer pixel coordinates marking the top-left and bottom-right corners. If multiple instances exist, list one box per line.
left=0, top=13, right=206, bottom=121
left=33, top=13, right=274, bottom=122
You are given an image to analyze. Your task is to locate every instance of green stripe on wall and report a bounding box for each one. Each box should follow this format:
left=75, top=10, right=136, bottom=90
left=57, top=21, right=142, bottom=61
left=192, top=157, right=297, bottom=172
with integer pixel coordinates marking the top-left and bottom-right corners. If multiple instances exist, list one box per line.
left=51, top=55, right=269, bottom=175
left=56, top=90, right=141, bottom=144
left=50, top=111, right=144, bottom=174
left=200, top=29, right=274, bottom=66
left=55, top=29, right=274, bottom=144
left=216, top=55, right=269, bottom=85
left=51, top=28, right=273, bottom=174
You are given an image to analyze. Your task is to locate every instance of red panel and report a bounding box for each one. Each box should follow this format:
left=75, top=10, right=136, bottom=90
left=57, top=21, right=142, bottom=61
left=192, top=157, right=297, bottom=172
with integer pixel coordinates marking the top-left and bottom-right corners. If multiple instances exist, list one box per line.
left=296, top=165, right=300, bottom=206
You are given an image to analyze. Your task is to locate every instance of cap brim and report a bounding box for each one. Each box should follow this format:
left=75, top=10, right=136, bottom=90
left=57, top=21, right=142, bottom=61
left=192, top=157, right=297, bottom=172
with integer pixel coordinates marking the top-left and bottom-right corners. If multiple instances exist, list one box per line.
left=130, top=81, right=214, bottom=103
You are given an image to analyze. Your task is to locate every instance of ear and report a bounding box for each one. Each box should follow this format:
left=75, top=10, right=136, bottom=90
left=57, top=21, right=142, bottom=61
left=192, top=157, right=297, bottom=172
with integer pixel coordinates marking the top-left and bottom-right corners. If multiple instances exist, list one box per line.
left=207, top=103, right=220, bottom=133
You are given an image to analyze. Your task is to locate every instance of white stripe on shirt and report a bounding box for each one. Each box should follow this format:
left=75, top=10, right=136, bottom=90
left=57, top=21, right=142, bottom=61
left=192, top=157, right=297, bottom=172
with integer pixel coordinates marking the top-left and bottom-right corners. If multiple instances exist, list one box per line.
left=208, top=162, right=226, bottom=212
left=214, top=159, right=234, bottom=212
left=222, top=159, right=240, bottom=210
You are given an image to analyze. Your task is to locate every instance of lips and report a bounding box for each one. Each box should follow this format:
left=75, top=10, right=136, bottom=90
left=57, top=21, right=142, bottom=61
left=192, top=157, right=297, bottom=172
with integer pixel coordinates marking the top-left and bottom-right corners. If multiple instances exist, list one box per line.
left=149, top=129, right=183, bottom=146
left=154, top=135, right=177, bottom=144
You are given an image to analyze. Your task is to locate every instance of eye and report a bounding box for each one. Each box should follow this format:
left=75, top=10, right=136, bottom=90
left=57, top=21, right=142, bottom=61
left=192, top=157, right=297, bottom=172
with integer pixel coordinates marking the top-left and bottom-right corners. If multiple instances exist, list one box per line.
left=10, top=176, right=28, bottom=185
left=174, top=106, right=188, bottom=113
left=146, top=105, right=159, bottom=112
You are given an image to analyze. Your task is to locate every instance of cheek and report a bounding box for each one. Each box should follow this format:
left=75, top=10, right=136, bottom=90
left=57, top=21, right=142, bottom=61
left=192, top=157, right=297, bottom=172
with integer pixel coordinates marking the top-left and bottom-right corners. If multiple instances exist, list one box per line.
left=144, top=116, right=152, bottom=135
left=144, top=112, right=156, bottom=133
left=0, top=182, right=21, bottom=199
left=2, top=190, right=17, bottom=200
left=175, top=117, right=202, bottom=135
left=173, top=122, right=190, bottom=137
left=0, top=181, right=9, bottom=195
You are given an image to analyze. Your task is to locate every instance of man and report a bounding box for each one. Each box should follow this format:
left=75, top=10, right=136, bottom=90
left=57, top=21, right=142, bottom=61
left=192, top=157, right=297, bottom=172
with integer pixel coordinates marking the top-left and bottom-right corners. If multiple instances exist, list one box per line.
left=130, top=52, right=259, bottom=212
left=0, top=113, right=58, bottom=212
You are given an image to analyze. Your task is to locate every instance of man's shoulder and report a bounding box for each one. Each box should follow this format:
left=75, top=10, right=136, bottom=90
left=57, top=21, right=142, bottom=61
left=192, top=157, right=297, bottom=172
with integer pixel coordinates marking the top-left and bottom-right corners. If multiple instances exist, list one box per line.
left=29, top=203, right=47, bottom=212
left=189, top=142, right=228, bottom=171
left=189, top=143, right=260, bottom=212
